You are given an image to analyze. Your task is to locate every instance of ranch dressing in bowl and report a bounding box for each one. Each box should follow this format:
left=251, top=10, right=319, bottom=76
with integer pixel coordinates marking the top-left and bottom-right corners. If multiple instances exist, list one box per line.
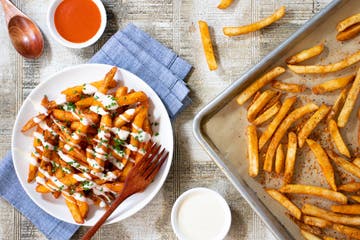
left=171, top=188, right=231, bottom=240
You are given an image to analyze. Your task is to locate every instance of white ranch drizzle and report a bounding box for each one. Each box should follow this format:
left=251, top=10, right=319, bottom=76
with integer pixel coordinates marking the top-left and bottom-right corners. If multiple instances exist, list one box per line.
left=89, top=106, right=109, bottom=115
left=63, top=103, right=94, bottom=126
left=94, top=92, right=119, bottom=110
left=108, top=155, right=124, bottom=170
left=57, top=151, right=90, bottom=173
left=29, top=154, right=39, bottom=166
left=33, top=132, right=55, bottom=150
left=90, top=170, right=118, bottom=181
left=35, top=176, right=55, bottom=191
left=117, top=108, right=136, bottom=123
left=111, top=128, right=130, bottom=140
left=38, top=167, right=66, bottom=190
left=33, top=117, right=42, bottom=123
left=82, top=84, right=98, bottom=95
left=55, top=94, right=67, bottom=105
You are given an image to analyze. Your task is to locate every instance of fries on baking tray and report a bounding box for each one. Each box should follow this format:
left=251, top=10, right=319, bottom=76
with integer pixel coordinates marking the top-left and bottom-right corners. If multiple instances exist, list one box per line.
left=21, top=67, right=156, bottom=223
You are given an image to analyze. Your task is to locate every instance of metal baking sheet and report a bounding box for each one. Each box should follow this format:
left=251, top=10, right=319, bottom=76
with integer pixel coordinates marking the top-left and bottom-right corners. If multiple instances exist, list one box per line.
left=193, top=0, right=360, bottom=239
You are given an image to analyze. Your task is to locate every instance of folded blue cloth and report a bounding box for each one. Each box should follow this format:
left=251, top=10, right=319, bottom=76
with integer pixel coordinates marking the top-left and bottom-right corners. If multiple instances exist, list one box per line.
left=0, top=24, right=192, bottom=240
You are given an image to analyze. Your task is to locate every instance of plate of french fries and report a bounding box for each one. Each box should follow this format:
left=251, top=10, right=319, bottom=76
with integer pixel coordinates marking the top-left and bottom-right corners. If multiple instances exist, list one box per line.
left=11, top=64, right=173, bottom=225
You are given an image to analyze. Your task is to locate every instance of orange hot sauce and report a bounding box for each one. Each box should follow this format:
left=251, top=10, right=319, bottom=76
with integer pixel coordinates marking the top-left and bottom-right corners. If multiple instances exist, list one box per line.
left=54, top=0, right=101, bottom=43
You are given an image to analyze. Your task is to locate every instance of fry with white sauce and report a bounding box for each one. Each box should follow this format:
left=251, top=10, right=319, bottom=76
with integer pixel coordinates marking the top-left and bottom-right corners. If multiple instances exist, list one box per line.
left=237, top=66, right=286, bottom=106
left=312, top=74, right=355, bottom=94
left=326, top=87, right=349, bottom=122
left=263, top=102, right=318, bottom=172
left=332, top=224, right=360, bottom=240
left=298, top=104, right=330, bottom=148
left=300, top=229, right=322, bottom=240
left=198, top=20, right=217, bottom=71
left=283, top=132, right=297, bottom=184
left=271, top=80, right=306, bottom=93
left=331, top=204, right=360, bottom=215
left=306, top=139, right=336, bottom=191
left=327, top=150, right=360, bottom=179
left=223, top=6, right=286, bottom=36
left=286, top=43, right=324, bottom=65
left=337, top=13, right=360, bottom=32
left=288, top=50, right=360, bottom=74
left=252, top=101, right=281, bottom=126
left=266, top=189, right=301, bottom=220
left=337, top=23, right=360, bottom=41
left=338, top=182, right=360, bottom=192
left=328, top=119, right=351, bottom=157
left=338, top=69, right=360, bottom=128
left=280, top=184, right=347, bottom=204
left=217, top=0, right=233, bottom=9
left=259, top=96, right=297, bottom=150
left=247, top=125, right=259, bottom=177
left=247, top=90, right=277, bottom=122
left=303, top=215, right=331, bottom=228
left=275, top=143, right=285, bottom=174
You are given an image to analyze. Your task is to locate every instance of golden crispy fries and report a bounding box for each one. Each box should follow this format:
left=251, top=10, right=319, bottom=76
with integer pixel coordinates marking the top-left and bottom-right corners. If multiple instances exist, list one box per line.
left=116, top=91, right=148, bottom=106
left=312, top=74, right=355, bottom=94
left=259, top=96, right=297, bottom=150
left=338, top=68, right=360, bottom=127
left=264, top=103, right=318, bottom=172
left=259, top=91, right=282, bottom=115
left=353, top=158, right=360, bottom=168
left=338, top=182, right=360, bottom=192
left=198, top=20, right=217, bottom=71
left=280, top=184, right=347, bottom=204
left=326, top=87, right=349, bottom=122
left=36, top=184, right=51, bottom=193
left=328, top=119, right=351, bottom=157
left=306, top=139, right=336, bottom=191
left=236, top=66, right=286, bottom=106
left=275, top=143, right=285, bottom=174
left=64, top=195, right=84, bottom=224
left=288, top=50, right=360, bottom=74
left=327, top=150, right=360, bottom=179
left=223, top=6, right=286, bottom=36
left=266, top=189, right=301, bottom=220
left=337, top=23, right=360, bottom=41
left=22, top=113, right=48, bottom=132
left=332, top=224, right=360, bottom=240
left=303, top=215, right=331, bottom=228
left=337, top=13, right=360, bottom=32
left=351, top=196, right=360, bottom=203
left=271, top=80, right=306, bottom=93
left=252, top=101, right=281, bottom=126
left=300, top=229, right=322, bottom=240
left=247, top=91, right=261, bottom=111
left=358, top=109, right=360, bottom=146
left=302, top=204, right=360, bottom=225
left=298, top=104, right=330, bottom=148
left=331, top=204, right=360, bottom=215
left=77, top=200, right=89, bottom=219
left=247, top=90, right=277, bottom=122
left=323, top=237, right=336, bottom=240
left=27, top=164, right=38, bottom=183
left=283, top=132, right=297, bottom=184
left=217, top=0, right=233, bottom=9
left=247, top=125, right=259, bottom=177
left=286, top=43, right=324, bottom=65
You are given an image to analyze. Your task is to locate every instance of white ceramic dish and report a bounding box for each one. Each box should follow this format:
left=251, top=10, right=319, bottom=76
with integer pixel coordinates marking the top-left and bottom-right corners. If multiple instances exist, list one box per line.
left=171, top=188, right=231, bottom=240
left=47, top=0, right=107, bottom=48
left=11, top=63, right=173, bottom=226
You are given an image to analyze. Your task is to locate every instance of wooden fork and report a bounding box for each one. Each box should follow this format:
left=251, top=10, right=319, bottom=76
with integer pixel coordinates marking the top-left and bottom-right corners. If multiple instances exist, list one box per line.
left=81, top=143, right=169, bottom=240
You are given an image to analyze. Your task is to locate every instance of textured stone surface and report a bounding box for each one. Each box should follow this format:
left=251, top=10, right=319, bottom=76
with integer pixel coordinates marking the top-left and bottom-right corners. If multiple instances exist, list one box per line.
left=0, top=0, right=330, bottom=239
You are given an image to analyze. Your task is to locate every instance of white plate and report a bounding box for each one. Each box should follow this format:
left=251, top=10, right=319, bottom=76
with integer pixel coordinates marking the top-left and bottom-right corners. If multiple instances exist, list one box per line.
left=11, top=64, right=173, bottom=226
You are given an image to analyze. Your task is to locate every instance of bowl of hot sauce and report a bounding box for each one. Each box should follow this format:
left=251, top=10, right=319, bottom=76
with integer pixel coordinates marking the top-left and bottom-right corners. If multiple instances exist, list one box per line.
left=47, top=0, right=106, bottom=48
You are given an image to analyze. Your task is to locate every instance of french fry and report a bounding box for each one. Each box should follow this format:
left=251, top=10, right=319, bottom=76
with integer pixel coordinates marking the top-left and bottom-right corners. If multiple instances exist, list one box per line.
left=27, top=164, right=38, bottom=183
left=21, top=113, right=48, bottom=132
left=326, top=87, right=349, bottom=122
left=217, top=0, right=233, bottom=9
left=223, top=6, right=286, bottom=36
left=271, top=80, right=306, bottom=93
left=198, top=20, right=217, bottom=71
left=275, top=143, right=285, bottom=174
left=338, top=68, right=360, bottom=127
left=247, top=125, right=259, bottom=177
left=252, top=101, right=281, bottom=126
left=312, top=74, right=355, bottom=94
left=263, top=103, right=318, bottom=172
left=283, top=132, right=297, bottom=184
left=327, top=150, right=360, bottom=179
left=358, top=109, right=360, bottom=147
left=300, top=229, right=322, bottom=240
left=63, top=195, right=84, bottom=224
left=116, top=91, right=148, bottom=106
left=99, top=66, right=117, bottom=94
left=35, top=184, right=51, bottom=193
left=259, top=96, right=297, bottom=150
left=280, top=184, right=347, bottom=204
left=258, top=91, right=282, bottom=115
left=302, top=204, right=360, bottom=226
left=303, top=215, right=331, bottom=228
left=331, top=204, right=360, bottom=215
left=288, top=50, right=360, bottom=74
left=337, top=13, right=360, bottom=32
left=286, top=43, right=324, bottom=65
left=266, top=189, right=301, bottom=220
left=337, top=23, right=360, bottom=41
left=298, top=104, right=330, bottom=148
left=328, top=119, right=351, bottom=157
left=353, top=158, right=360, bottom=168
left=76, top=200, right=89, bottom=219
left=236, top=66, right=286, bottom=106
left=247, top=90, right=277, bottom=122
left=351, top=196, right=360, bottom=203
left=332, top=224, right=360, bottom=240
left=338, top=182, right=360, bottom=192
left=306, top=139, right=336, bottom=191
left=323, top=237, right=336, bottom=240
left=247, top=91, right=261, bottom=111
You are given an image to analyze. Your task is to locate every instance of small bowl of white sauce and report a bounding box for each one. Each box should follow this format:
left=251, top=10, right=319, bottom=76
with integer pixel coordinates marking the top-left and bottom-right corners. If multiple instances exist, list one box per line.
left=171, top=188, right=232, bottom=240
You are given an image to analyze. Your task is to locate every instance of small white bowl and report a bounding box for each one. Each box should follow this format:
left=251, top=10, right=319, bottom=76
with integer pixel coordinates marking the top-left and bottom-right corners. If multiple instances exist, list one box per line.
left=47, top=0, right=107, bottom=49
left=171, top=188, right=231, bottom=240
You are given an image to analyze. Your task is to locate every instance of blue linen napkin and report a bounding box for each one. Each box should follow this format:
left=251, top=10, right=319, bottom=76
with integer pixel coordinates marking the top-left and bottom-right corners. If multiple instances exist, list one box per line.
left=0, top=24, right=192, bottom=240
